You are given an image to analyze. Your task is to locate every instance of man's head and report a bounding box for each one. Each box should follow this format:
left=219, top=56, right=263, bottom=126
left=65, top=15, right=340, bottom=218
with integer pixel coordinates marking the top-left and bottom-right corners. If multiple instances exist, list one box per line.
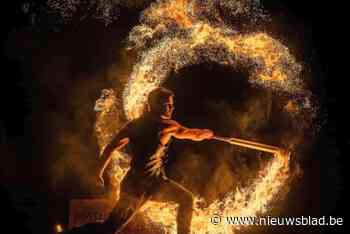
left=147, top=87, right=174, bottom=119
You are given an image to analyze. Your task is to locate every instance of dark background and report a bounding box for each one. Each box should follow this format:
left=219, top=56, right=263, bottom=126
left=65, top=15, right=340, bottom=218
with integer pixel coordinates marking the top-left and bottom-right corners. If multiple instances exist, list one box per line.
left=0, top=0, right=347, bottom=233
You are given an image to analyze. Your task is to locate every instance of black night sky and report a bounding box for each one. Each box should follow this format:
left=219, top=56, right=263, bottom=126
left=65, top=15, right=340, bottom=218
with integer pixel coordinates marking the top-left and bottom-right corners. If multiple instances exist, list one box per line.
left=0, top=1, right=347, bottom=234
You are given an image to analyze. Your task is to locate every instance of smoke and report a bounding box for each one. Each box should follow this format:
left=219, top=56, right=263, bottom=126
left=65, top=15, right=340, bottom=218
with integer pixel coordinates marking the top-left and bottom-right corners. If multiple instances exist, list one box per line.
left=22, top=0, right=153, bottom=29
left=22, top=0, right=268, bottom=31
left=46, top=52, right=135, bottom=195
left=3, top=9, right=139, bottom=194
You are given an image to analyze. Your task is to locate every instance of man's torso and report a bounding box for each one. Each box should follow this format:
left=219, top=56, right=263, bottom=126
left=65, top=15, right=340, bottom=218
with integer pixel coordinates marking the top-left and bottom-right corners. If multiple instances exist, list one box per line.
left=124, top=113, right=173, bottom=178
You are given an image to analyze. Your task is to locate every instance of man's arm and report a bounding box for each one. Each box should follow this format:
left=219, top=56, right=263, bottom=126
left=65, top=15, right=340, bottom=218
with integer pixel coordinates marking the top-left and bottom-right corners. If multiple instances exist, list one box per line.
left=98, top=123, right=130, bottom=182
left=160, top=120, right=213, bottom=144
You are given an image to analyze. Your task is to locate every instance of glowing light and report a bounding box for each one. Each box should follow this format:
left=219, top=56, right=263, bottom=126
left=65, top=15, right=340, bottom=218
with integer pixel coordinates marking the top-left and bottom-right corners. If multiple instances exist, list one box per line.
left=55, top=224, right=63, bottom=233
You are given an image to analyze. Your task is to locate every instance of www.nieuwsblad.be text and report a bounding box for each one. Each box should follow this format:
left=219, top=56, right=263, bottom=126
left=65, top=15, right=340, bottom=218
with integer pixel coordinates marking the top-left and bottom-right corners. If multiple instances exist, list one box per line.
left=210, top=215, right=344, bottom=226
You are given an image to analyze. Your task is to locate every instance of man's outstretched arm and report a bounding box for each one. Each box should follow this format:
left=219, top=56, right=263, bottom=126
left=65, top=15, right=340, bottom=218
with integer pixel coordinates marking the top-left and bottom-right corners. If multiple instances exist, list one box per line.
left=160, top=120, right=213, bottom=144
left=174, top=126, right=213, bottom=141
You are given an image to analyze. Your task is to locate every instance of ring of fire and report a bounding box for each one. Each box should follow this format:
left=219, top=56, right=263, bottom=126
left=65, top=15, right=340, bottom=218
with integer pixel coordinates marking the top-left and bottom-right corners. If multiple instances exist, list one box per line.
left=115, top=23, right=304, bottom=234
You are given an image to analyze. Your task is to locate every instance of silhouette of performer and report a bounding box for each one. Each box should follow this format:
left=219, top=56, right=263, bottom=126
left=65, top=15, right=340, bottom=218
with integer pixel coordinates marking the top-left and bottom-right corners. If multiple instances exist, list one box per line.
left=65, top=87, right=213, bottom=234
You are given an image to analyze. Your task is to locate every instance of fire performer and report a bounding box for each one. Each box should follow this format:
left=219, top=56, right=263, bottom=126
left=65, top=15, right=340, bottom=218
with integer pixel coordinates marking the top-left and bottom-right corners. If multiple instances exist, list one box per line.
left=65, top=87, right=214, bottom=234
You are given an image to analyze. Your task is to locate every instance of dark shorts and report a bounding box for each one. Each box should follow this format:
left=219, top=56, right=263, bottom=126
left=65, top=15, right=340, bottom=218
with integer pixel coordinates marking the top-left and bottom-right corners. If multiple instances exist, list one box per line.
left=120, top=168, right=163, bottom=198
left=119, top=168, right=194, bottom=204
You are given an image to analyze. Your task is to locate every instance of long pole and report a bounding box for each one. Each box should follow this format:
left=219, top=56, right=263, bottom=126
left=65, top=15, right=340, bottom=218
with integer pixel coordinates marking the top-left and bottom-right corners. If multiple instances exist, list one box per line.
left=212, top=136, right=281, bottom=155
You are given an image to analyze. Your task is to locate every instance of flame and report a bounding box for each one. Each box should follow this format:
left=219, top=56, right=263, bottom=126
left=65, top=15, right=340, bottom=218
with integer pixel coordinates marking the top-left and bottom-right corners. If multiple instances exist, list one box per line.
left=94, top=1, right=313, bottom=233
left=124, top=22, right=303, bottom=119
left=145, top=0, right=194, bottom=28
left=55, top=224, right=63, bottom=233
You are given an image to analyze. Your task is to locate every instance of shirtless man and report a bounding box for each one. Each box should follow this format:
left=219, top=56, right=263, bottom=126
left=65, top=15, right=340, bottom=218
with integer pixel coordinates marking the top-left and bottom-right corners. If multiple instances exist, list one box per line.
left=65, top=87, right=213, bottom=234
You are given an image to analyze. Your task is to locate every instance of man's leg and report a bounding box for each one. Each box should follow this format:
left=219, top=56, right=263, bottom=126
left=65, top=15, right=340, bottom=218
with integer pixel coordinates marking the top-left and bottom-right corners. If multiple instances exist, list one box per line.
left=63, top=192, right=149, bottom=234
left=64, top=168, right=151, bottom=234
left=103, top=191, right=149, bottom=234
left=153, top=178, right=194, bottom=234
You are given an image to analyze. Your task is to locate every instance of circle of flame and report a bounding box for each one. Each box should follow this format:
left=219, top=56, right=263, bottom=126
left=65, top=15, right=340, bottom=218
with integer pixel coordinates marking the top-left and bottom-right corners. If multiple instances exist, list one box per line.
left=121, top=27, right=298, bottom=234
